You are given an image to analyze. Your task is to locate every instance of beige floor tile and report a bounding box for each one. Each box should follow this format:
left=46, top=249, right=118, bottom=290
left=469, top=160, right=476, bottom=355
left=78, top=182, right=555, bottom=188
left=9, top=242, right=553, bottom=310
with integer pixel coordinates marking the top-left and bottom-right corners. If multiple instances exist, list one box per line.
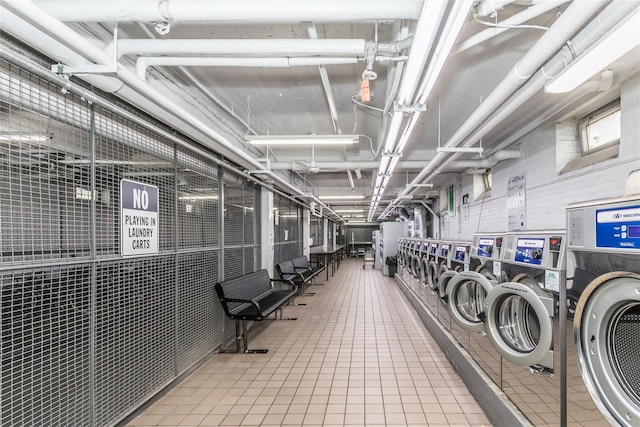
left=125, top=259, right=492, bottom=427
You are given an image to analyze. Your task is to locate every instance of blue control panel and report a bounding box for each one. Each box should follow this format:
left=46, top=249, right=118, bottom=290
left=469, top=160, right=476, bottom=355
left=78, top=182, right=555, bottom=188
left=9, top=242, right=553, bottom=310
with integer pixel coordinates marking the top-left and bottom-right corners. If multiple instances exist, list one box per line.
left=514, top=238, right=545, bottom=265
left=440, top=244, right=450, bottom=258
left=477, top=238, right=495, bottom=258
left=454, top=245, right=466, bottom=262
left=596, top=205, right=640, bottom=249
left=430, top=243, right=438, bottom=255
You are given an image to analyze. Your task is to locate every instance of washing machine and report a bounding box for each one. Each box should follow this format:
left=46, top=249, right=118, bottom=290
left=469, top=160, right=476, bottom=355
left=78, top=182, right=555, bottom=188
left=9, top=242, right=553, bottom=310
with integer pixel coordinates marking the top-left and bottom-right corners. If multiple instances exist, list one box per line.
left=435, top=240, right=454, bottom=332
left=446, top=233, right=505, bottom=387
left=415, top=239, right=433, bottom=307
left=396, top=238, right=407, bottom=274
left=446, top=242, right=473, bottom=350
left=423, top=239, right=440, bottom=317
left=566, top=195, right=640, bottom=426
left=483, top=231, right=565, bottom=426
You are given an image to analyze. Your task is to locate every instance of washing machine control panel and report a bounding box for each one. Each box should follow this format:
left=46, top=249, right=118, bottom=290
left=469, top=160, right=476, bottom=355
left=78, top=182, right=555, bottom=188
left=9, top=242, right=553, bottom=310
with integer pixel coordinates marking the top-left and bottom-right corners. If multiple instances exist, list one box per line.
left=429, top=242, right=438, bottom=255
left=502, top=233, right=566, bottom=269
left=439, top=242, right=451, bottom=260
left=472, top=235, right=504, bottom=260
left=595, top=204, right=640, bottom=250
left=453, top=244, right=469, bottom=262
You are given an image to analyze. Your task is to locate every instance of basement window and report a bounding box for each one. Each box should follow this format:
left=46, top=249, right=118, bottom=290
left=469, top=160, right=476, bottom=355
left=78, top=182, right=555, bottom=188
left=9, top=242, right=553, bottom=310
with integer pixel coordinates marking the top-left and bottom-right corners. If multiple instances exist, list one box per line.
left=578, top=100, right=621, bottom=154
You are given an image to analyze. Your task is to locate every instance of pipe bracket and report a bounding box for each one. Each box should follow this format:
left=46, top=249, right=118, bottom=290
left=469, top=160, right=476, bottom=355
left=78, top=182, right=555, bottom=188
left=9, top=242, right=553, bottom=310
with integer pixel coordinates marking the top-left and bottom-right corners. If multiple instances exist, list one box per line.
left=51, top=63, right=118, bottom=76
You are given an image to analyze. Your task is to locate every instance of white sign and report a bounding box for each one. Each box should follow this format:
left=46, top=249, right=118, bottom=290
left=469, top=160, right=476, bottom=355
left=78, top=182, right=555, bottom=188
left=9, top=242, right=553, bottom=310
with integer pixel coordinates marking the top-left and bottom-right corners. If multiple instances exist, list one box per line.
left=121, top=179, right=159, bottom=257
left=507, top=174, right=526, bottom=231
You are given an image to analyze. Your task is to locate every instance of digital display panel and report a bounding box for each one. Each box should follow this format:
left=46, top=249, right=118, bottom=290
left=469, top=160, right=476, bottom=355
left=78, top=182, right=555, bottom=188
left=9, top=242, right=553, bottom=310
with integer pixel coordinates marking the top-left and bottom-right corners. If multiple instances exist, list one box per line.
left=595, top=205, right=640, bottom=249
left=430, top=243, right=438, bottom=254
left=440, top=244, right=450, bottom=258
left=477, top=238, right=494, bottom=258
left=454, top=245, right=466, bottom=261
left=514, top=238, right=544, bottom=265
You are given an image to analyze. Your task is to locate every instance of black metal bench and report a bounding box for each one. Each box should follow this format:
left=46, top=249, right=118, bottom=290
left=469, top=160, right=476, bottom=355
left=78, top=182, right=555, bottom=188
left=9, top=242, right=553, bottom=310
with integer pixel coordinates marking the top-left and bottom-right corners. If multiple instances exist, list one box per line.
left=275, top=259, right=316, bottom=300
left=215, top=269, right=297, bottom=354
left=292, top=255, right=324, bottom=283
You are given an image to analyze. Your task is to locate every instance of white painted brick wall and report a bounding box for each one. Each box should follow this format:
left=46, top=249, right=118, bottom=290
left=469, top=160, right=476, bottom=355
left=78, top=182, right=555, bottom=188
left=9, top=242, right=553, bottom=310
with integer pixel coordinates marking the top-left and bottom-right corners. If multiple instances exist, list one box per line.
left=441, top=76, right=640, bottom=241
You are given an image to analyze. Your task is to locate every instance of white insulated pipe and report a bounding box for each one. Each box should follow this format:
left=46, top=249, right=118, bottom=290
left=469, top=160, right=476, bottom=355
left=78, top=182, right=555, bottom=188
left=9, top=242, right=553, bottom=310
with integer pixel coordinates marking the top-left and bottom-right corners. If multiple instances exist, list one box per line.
left=137, top=56, right=359, bottom=79
left=473, top=0, right=517, bottom=18
left=0, top=0, right=306, bottom=199
left=393, top=0, right=607, bottom=201
left=107, top=38, right=368, bottom=59
left=454, top=0, right=570, bottom=54
left=34, top=0, right=423, bottom=23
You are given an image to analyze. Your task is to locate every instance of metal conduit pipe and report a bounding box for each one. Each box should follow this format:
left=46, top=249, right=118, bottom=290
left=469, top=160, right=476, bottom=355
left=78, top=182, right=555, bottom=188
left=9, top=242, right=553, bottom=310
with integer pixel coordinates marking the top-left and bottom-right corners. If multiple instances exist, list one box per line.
left=473, top=0, right=517, bottom=18
left=382, top=1, right=634, bottom=219
left=266, top=150, right=522, bottom=172
left=106, top=38, right=369, bottom=59
left=0, top=7, right=234, bottom=151
left=1, top=0, right=316, bottom=205
left=453, top=0, right=570, bottom=54
left=389, top=0, right=608, bottom=207
left=137, top=56, right=359, bottom=80
left=412, top=2, right=636, bottom=189
left=34, top=0, right=423, bottom=23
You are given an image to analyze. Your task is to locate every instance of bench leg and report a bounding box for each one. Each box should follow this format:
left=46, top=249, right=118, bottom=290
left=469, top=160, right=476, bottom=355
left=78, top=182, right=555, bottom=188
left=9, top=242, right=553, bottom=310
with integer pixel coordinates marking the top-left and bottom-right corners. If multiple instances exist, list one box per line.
left=277, top=307, right=297, bottom=321
left=241, top=320, right=269, bottom=354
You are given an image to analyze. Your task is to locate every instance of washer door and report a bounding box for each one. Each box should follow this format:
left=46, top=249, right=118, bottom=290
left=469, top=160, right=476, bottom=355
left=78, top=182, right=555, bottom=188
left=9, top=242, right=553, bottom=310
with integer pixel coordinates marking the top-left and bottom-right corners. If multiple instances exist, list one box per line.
left=574, top=272, right=640, bottom=427
left=438, top=270, right=457, bottom=306
left=419, top=257, right=429, bottom=285
left=447, top=271, right=495, bottom=332
left=427, top=259, right=439, bottom=290
left=484, top=279, right=554, bottom=369
left=411, top=255, right=421, bottom=278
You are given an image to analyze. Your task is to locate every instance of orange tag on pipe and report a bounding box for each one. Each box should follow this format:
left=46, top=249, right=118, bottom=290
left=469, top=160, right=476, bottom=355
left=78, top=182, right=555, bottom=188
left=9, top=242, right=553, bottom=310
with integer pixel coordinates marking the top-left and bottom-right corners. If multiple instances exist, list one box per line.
left=360, top=79, right=370, bottom=102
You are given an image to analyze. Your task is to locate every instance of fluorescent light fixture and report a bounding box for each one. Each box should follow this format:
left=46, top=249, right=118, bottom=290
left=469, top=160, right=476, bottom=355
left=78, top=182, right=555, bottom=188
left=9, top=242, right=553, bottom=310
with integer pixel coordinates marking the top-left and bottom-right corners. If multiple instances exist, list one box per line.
left=246, top=135, right=359, bottom=145
left=545, top=9, right=640, bottom=94
left=334, top=209, right=366, bottom=213
left=317, top=195, right=365, bottom=200
left=0, top=132, right=52, bottom=142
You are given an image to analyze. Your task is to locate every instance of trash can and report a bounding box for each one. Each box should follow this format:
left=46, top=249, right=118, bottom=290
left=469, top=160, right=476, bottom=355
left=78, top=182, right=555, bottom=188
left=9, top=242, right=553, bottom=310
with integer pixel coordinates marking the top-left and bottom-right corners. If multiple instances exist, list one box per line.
left=386, top=256, right=398, bottom=278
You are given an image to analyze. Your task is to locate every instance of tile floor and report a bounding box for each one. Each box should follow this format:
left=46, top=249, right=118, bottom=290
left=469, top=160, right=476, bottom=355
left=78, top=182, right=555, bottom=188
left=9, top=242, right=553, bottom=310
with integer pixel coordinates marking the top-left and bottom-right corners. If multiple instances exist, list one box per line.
left=126, top=258, right=492, bottom=426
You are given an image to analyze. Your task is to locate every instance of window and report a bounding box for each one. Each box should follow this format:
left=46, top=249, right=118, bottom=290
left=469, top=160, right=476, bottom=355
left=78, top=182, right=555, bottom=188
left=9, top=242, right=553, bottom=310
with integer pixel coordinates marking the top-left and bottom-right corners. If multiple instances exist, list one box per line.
left=578, top=100, right=621, bottom=154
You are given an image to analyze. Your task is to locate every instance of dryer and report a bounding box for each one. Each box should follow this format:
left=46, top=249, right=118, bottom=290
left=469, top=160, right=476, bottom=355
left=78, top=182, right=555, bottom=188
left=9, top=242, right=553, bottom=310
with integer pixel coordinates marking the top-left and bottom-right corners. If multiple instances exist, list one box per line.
left=566, top=195, right=639, bottom=426
left=483, top=231, right=565, bottom=426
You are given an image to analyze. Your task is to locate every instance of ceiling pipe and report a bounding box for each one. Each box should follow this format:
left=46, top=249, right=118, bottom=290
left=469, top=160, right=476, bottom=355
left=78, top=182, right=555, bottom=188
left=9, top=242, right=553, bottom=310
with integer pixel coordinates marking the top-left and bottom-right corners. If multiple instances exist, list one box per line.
left=34, top=0, right=423, bottom=23
left=453, top=0, right=569, bottom=54
left=381, top=1, right=633, bottom=219
left=266, top=151, right=522, bottom=171
left=473, top=0, right=517, bottom=18
left=137, top=56, right=359, bottom=80
left=381, top=0, right=609, bottom=219
left=0, top=1, right=317, bottom=206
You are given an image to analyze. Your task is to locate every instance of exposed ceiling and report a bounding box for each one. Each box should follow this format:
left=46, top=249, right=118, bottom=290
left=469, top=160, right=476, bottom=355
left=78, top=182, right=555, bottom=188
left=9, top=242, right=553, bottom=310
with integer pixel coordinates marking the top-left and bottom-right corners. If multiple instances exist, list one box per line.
left=1, top=0, right=638, bottom=223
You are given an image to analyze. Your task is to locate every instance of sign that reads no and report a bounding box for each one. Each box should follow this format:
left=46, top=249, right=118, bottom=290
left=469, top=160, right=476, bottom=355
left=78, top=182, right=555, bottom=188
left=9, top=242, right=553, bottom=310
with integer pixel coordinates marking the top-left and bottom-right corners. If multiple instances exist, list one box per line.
left=120, top=179, right=159, bottom=257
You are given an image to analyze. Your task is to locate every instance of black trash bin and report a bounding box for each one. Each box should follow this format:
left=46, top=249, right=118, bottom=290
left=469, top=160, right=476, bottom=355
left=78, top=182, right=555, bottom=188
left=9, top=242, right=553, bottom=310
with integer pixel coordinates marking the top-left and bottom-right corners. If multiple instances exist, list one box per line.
left=386, top=256, right=398, bottom=278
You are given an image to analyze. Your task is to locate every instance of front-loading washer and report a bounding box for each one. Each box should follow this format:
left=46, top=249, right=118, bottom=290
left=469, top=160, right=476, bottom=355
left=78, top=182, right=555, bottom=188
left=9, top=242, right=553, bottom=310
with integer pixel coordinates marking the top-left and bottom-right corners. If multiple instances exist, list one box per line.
left=446, top=242, right=474, bottom=350
left=436, top=240, right=454, bottom=332
left=459, top=232, right=504, bottom=387
left=424, top=240, right=440, bottom=317
left=396, top=238, right=407, bottom=275
left=566, top=195, right=640, bottom=426
left=416, top=239, right=433, bottom=307
left=483, top=231, right=565, bottom=426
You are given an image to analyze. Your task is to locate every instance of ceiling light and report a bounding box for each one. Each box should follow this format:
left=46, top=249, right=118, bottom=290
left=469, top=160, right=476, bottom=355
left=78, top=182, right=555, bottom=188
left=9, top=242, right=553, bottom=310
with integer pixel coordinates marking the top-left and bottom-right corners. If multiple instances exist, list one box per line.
left=334, top=209, right=366, bottom=213
left=545, top=9, right=640, bottom=94
left=245, top=135, right=359, bottom=145
left=317, top=195, right=366, bottom=200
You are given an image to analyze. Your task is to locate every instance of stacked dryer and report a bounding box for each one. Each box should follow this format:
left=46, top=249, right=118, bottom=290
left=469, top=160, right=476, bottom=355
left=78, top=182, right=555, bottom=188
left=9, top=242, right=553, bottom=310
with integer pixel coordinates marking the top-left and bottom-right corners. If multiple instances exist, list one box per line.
left=566, top=195, right=639, bottom=426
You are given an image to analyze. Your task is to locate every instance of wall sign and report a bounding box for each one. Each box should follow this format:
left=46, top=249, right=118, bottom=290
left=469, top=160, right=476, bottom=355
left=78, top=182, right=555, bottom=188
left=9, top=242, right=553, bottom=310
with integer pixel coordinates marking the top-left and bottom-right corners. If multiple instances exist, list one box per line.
left=121, top=179, right=159, bottom=257
left=507, top=174, right=526, bottom=231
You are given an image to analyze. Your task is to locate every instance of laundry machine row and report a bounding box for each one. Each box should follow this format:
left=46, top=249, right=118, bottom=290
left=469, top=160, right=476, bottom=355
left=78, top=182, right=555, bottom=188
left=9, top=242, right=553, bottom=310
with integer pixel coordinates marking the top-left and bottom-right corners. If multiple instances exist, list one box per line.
left=395, top=196, right=640, bottom=426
